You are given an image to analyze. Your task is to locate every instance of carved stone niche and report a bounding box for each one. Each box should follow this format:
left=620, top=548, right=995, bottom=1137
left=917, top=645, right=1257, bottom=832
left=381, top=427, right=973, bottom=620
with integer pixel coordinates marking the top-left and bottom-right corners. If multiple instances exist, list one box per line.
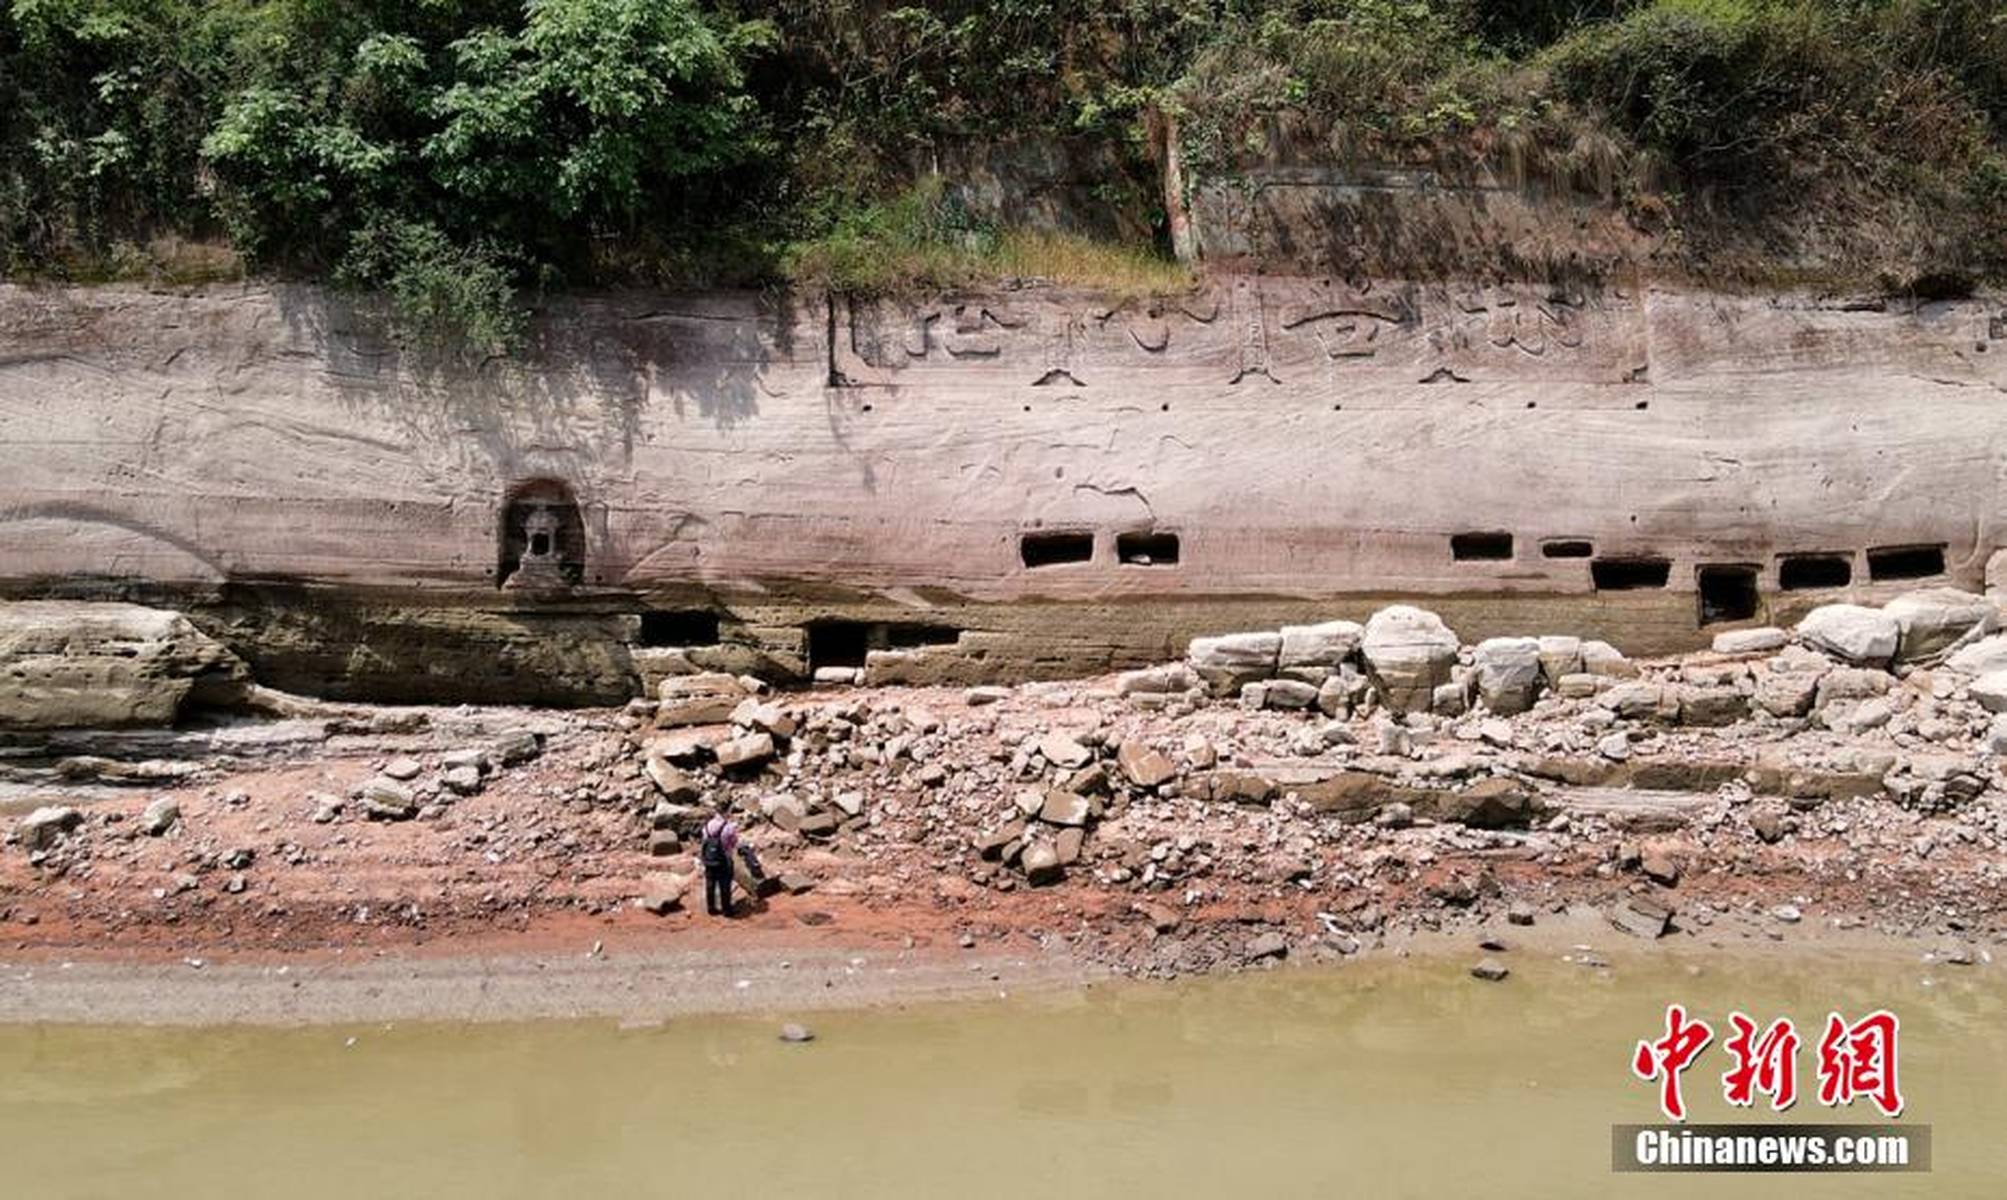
left=498, top=479, right=586, bottom=590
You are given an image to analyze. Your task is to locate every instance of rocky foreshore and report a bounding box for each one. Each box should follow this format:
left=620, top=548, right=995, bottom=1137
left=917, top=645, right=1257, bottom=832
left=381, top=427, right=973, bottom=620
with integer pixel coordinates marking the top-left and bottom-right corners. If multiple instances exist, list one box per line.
left=4, top=589, right=2006, bottom=987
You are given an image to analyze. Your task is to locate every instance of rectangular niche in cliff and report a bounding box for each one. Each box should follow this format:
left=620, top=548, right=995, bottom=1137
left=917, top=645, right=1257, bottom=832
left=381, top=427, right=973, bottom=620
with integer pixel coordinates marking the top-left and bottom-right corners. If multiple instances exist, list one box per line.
left=1867, top=544, right=1946, bottom=581
left=1541, top=539, right=1594, bottom=559
left=1117, top=531, right=1181, bottom=566
left=1020, top=530, right=1095, bottom=568
left=499, top=480, right=586, bottom=588
left=1450, top=531, right=1514, bottom=561
left=1778, top=553, right=1853, bottom=590
left=807, top=620, right=961, bottom=670
left=638, top=610, right=721, bottom=647
left=1590, top=557, right=1671, bottom=590
left=1697, top=564, right=1760, bottom=625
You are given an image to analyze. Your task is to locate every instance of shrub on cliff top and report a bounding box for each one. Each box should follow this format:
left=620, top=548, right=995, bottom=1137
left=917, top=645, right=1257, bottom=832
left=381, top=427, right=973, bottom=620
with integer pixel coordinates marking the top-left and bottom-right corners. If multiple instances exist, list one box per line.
left=335, top=217, right=524, bottom=353
left=783, top=176, right=1191, bottom=298
left=1541, top=0, right=2007, bottom=279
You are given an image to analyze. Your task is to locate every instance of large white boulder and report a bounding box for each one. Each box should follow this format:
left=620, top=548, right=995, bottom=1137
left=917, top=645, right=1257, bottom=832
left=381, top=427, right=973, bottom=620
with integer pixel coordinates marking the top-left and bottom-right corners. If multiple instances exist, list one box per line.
left=1947, top=634, right=2007, bottom=677
left=0, top=601, right=247, bottom=730
left=1712, top=626, right=1788, bottom=655
left=1970, top=672, right=2007, bottom=714
left=1984, top=713, right=2007, bottom=755
left=1115, top=664, right=1199, bottom=696
left=1186, top=631, right=1280, bottom=694
left=1472, top=637, right=1542, bottom=714
left=16, top=805, right=83, bottom=850
left=1361, top=606, right=1460, bottom=713
left=1277, top=620, right=1364, bottom=670
left=1598, top=681, right=1679, bottom=721
left=1753, top=670, right=1819, bottom=717
left=1580, top=640, right=1637, bottom=678
left=1535, top=635, right=1582, bottom=683
left=1795, top=604, right=1899, bottom=667
left=1884, top=588, right=1996, bottom=662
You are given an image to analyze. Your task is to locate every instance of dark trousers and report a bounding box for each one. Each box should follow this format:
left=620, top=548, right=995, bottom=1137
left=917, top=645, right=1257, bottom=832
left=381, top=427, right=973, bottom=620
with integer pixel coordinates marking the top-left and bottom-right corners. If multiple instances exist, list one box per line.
left=705, top=865, right=734, bottom=916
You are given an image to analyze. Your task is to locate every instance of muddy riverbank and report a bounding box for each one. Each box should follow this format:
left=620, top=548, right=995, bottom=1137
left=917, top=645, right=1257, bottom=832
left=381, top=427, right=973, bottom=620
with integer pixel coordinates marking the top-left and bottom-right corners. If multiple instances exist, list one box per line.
left=0, top=905, right=1977, bottom=1027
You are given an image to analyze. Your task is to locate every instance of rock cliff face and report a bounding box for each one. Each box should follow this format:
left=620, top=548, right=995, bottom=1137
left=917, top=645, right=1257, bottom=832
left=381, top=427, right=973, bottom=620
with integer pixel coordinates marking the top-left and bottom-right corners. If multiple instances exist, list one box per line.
left=1, top=279, right=2003, bottom=704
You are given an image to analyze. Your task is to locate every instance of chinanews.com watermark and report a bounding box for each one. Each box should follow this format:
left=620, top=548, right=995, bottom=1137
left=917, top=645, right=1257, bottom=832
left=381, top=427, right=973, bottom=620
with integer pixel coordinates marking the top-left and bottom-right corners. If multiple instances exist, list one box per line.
left=1612, top=1004, right=1930, bottom=1174
left=1613, top=1124, right=1930, bottom=1173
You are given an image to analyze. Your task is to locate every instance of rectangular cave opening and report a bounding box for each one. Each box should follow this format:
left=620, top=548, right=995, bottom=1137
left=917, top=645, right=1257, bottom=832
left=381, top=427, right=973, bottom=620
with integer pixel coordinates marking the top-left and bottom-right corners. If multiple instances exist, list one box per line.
left=1117, top=530, right=1181, bottom=566
left=1867, top=544, right=1946, bottom=581
left=1450, top=531, right=1514, bottom=561
left=1020, top=530, right=1095, bottom=568
left=1591, top=557, right=1672, bottom=591
left=636, top=610, right=720, bottom=647
left=1778, top=553, right=1853, bottom=590
left=806, top=620, right=962, bottom=671
left=1542, top=539, right=1594, bottom=559
left=1697, top=564, right=1760, bottom=625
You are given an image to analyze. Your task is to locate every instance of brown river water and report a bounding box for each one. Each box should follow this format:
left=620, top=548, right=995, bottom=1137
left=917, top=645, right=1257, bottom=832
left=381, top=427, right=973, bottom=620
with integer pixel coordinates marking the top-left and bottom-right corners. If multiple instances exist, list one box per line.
left=0, top=950, right=2001, bottom=1198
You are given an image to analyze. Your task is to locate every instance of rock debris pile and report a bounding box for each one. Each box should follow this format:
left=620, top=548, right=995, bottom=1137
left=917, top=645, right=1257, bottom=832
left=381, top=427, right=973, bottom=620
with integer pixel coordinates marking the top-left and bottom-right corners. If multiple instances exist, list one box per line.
left=6, top=588, right=2007, bottom=974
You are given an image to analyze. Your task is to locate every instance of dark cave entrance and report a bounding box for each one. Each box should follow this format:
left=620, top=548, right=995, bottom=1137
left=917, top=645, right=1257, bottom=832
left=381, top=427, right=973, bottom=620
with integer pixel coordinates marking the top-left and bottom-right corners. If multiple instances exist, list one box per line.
left=806, top=620, right=962, bottom=671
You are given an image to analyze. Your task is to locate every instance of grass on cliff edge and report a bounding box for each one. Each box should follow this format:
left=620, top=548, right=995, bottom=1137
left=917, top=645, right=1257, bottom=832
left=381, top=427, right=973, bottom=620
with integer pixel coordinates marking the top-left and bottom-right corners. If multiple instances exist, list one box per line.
left=781, top=181, right=1193, bottom=300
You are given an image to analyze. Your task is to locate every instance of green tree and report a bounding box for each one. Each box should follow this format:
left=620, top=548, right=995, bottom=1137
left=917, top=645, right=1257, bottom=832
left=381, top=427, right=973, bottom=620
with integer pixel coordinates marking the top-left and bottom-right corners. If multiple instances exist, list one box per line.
left=190, top=0, right=772, bottom=347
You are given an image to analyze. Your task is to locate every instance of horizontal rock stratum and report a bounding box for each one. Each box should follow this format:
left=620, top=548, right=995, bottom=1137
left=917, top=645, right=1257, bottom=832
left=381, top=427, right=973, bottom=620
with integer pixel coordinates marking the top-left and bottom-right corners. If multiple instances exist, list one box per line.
left=1, top=280, right=2004, bottom=704
left=0, top=602, right=248, bottom=729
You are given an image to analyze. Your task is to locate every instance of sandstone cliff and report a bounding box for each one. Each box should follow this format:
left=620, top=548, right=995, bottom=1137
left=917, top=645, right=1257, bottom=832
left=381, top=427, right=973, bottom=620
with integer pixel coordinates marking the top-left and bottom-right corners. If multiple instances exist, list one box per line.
left=2, top=279, right=2003, bottom=703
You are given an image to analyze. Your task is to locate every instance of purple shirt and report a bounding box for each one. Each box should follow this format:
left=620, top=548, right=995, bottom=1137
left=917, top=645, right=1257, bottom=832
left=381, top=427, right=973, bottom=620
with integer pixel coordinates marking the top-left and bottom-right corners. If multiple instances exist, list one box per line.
left=704, top=816, right=739, bottom=854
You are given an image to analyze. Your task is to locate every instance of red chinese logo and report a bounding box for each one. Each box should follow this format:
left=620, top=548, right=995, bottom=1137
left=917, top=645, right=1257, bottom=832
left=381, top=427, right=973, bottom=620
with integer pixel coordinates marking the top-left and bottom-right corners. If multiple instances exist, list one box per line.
left=1816, top=1010, right=1905, bottom=1118
left=1632, top=1004, right=1714, bottom=1121
left=1633, top=1005, right=1903, bottom=1120
left=1722, top=1012, right=1800, bottom=1111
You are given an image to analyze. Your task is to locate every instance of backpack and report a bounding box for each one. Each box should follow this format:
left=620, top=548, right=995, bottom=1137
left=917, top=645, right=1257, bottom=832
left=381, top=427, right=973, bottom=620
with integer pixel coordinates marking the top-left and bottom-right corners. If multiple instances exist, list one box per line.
left=700, top=824, right=730, bottom=870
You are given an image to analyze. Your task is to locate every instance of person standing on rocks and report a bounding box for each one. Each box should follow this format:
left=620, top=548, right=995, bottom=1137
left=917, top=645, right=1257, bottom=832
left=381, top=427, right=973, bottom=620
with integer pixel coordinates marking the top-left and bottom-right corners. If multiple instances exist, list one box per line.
left=701, top=804, right=742, bottom=918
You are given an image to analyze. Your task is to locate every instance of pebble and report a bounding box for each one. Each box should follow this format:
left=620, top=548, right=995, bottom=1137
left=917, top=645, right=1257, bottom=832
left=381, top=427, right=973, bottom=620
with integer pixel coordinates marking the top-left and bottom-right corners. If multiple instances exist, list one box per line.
left=140, top=798, right=180, bottom=837
left=1470, top=957, right=1510, bottom=982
